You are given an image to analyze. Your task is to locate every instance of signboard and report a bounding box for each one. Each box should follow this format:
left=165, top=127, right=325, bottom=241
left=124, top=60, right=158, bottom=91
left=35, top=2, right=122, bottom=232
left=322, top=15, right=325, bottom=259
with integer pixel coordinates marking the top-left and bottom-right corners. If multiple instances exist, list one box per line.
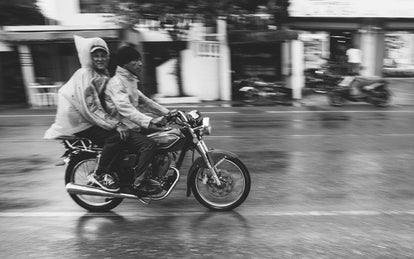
left=289, top=0, right=414, bottom=18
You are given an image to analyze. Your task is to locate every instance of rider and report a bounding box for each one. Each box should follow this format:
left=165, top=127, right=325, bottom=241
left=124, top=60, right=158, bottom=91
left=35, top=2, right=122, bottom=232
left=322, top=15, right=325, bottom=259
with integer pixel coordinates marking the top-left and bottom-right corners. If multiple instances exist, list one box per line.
left=44, top=36, right=128, bottom=192
left=104, top=45, right=170, bottom=189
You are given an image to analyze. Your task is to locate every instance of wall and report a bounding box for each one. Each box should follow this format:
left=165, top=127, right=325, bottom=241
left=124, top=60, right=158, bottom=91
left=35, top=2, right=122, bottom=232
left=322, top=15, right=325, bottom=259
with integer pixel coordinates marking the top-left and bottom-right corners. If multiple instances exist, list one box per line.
left=181, top=46, right=221, bottom=101
left=38, top=0, right=113, bottom=26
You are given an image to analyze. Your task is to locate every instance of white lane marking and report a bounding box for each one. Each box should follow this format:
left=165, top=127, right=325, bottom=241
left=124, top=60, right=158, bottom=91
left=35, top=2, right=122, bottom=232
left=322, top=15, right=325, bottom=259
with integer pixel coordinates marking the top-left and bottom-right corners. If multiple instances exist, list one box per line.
left=1, top=110, right=414, bottom=118
left=164, top=105, right=220, bottom=108
left=266, top=110, right=414, bottom=114
left=0, top=114, right=56, bottom=118
left=0, top=111, right=239, bottom=118
left=205, top=133, right=414, bottom=138
left=0, top=133, right=413, bottom=143
left=203, top=111, right=239, bottom=114
left=1, top=210, right=414, bottom=217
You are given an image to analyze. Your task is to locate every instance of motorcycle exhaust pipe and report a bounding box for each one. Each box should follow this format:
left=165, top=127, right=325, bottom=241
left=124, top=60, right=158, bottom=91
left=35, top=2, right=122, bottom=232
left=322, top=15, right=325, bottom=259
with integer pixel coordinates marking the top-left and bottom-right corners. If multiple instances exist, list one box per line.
left=66, top=183, right=139, bottom=200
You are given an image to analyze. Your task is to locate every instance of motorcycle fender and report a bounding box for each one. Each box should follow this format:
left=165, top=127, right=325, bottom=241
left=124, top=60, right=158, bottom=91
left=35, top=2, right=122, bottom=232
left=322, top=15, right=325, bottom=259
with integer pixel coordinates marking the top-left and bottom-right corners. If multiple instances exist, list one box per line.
left=186, top=149, right=238, bottom=197
left=363, top=82, right=384, bottom=91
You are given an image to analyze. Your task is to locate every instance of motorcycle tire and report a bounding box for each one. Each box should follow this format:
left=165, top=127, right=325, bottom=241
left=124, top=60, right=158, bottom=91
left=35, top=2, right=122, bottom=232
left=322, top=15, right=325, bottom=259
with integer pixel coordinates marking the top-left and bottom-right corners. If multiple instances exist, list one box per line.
left=370, top=89, right=391, bottom=107
left=65, top=153, right=123, bottom=212
left=189, top=156, right=251, bottom=211
left=327, top=91, right=345, bottom=106
left=241, top=89, right=260, bottom=104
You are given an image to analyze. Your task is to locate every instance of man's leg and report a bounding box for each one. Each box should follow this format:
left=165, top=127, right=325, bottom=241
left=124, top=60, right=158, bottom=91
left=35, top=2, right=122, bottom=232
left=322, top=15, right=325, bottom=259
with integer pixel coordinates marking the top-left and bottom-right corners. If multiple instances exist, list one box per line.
left=75, top=126, right=125, bottom=192
left=76, top=126, right=124, bottom=173
left=126, top=130, right=157, bottom=179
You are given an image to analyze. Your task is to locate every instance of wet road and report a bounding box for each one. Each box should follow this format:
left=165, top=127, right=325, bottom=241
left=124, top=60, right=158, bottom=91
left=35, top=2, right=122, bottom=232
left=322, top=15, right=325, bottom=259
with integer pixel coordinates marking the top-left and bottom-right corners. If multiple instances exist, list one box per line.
left=1, top=105, right=414, bottom=258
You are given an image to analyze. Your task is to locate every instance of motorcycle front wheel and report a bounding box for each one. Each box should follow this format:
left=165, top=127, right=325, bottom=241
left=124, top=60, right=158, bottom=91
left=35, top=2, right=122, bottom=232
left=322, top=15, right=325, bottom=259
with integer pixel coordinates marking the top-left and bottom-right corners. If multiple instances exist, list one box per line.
left=241, top=89, right=260, bottom=104
left=65, top=154, right=123, bottom=212
left=190, top=156, right=251, bottom=211
left=327, top=91, right=345, bottom=106
left=369, top=88, right=391, bottom=107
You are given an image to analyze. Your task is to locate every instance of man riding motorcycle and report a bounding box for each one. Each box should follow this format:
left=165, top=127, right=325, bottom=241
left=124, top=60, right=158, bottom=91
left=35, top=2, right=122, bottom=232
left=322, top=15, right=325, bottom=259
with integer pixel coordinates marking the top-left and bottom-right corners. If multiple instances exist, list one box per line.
left=104, top=46, right=170, bottom=191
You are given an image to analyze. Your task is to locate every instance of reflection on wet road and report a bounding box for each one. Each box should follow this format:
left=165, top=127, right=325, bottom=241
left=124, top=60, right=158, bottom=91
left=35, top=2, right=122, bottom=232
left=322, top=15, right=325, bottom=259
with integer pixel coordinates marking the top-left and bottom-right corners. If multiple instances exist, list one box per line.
left=1, top=106, right=414, bottom=258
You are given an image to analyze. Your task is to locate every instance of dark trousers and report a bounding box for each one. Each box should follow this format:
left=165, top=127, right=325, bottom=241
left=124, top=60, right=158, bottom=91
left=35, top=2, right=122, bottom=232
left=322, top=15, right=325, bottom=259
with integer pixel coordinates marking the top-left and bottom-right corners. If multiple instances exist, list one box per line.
left=75, top=126, right=125, bottom=175
left=126, top=129, right=157, bottom=178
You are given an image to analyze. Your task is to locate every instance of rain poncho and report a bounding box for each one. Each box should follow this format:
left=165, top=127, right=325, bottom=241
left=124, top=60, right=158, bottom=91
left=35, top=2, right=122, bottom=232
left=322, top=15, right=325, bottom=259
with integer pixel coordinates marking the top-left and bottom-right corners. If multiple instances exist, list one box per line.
left=44, top=36, right=119, bottom=139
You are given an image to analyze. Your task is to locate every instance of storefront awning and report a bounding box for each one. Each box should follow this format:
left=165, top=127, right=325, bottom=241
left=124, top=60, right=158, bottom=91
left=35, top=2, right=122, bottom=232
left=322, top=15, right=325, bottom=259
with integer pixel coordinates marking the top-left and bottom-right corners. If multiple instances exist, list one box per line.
left=1, top=25, right=121, bottom=43
left=229, top=30, right=298, bottom=45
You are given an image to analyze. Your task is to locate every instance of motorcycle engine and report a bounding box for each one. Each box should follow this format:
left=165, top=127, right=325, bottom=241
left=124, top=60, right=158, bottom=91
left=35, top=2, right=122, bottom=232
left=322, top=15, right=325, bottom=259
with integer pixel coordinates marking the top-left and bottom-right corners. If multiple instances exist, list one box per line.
left=152, top=154, right=173, bottom=178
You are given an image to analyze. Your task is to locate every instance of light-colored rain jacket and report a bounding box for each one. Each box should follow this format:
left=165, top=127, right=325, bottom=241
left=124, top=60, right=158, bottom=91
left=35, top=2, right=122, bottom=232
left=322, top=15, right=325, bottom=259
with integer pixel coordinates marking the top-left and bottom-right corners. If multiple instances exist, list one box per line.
left=44, top=36, right=119, bottom=139
left=104, top=66, right=169, bottom=130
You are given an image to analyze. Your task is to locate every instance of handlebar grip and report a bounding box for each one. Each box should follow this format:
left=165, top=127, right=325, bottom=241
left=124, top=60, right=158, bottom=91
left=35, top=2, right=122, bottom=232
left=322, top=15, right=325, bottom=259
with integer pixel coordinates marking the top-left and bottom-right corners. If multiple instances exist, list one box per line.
left=165, top=110, right=179, bottom=122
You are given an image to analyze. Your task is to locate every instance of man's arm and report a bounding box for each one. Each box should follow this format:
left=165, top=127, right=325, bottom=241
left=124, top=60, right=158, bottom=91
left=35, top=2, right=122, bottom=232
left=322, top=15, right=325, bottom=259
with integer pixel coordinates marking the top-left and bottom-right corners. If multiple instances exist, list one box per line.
left=137, top=90, right=169, bottom=116
left=75, top=69, right=120, bottom=130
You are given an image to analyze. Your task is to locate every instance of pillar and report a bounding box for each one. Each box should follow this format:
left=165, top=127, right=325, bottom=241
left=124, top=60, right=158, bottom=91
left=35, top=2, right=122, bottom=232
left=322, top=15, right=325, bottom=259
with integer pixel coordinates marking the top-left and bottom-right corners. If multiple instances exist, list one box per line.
left=281, top=41, right=291, bottom=77
left=358, top=26, right=385, bottom=77
left=17, top=45, right=36, bottom=106
left=290, top=40, right=305, bottom=99
left=217, top=17, right=232, bottom=101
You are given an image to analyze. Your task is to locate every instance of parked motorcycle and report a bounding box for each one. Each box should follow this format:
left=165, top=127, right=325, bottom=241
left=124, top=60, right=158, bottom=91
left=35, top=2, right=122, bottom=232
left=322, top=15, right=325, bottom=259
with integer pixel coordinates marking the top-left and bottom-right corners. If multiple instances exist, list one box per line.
left=327, top=76, right=391, bottom=107
left=58, top=110, right=251, bottom=212
left=305, top=67, right=343, bottom=94
left=236, top=78, right=291, bottom=104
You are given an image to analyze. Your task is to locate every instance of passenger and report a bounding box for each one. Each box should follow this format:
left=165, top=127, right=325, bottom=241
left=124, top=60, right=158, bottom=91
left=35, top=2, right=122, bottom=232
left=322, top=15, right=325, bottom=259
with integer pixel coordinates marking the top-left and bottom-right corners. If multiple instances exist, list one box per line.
left=44, top=36, right=128, bottom=192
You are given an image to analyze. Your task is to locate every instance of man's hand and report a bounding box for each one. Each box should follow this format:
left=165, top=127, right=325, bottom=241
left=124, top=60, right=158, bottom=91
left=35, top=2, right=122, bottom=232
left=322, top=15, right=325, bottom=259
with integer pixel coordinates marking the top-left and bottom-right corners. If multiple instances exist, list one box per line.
left=150, top=116, right=167, bottom=127
left=116, top=123, right=129, bottom=141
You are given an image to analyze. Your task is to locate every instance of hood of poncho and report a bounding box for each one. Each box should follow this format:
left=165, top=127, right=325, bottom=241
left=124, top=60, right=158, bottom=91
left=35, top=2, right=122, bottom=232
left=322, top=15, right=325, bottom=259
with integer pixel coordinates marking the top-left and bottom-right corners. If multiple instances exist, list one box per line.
left=73, top=35, right=109, bottom=69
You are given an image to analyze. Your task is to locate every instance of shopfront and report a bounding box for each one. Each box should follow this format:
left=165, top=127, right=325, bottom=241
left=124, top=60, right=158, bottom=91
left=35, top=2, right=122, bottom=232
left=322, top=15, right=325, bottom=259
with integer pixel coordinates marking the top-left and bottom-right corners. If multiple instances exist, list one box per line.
left=289, top=0, right=414, bottom=77
left=0, top=25, right=120, bottom=106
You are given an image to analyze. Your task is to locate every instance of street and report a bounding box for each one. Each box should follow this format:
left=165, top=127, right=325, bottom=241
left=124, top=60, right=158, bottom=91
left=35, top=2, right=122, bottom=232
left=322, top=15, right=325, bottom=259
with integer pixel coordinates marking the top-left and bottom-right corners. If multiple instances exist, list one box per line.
left=1, top=104, right=414, bottom=258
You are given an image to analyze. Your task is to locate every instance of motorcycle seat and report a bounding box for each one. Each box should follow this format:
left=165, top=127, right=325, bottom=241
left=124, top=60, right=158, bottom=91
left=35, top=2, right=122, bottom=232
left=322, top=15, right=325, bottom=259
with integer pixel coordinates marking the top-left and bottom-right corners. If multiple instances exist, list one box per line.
left=55, top=135, right=79, bottom=140
left=56, top=135, right=101, bottom=150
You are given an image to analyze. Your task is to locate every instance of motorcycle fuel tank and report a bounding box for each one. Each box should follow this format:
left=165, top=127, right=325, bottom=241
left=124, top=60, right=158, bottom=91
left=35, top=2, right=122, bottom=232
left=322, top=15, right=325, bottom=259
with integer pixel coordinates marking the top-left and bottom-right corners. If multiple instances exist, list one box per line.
left=148, top=128, right=185, bottom=150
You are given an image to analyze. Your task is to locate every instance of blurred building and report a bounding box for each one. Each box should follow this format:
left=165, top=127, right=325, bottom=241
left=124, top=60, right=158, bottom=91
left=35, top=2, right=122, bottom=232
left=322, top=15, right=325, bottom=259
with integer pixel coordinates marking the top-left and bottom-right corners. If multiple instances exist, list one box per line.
left=288, top=0, right=414, bottom=77
left=0, top=0, right=302, bottom=106
left=5, top=0, right=414, bottom=106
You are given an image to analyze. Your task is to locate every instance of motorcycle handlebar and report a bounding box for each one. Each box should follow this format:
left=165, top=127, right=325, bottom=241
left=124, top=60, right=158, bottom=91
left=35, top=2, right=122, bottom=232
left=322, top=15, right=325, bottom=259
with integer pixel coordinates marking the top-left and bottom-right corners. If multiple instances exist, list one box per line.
left=165, top=110, right=188, bottom=123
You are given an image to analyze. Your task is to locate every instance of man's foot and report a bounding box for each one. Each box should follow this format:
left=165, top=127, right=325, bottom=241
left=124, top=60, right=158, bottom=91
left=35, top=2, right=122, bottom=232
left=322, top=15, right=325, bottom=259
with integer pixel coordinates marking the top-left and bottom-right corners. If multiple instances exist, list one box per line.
left=132, top=177, right=162, bottom=195
left=87, top=173, right=120, bottom=192
left=133, top=177, right=160, bottom=189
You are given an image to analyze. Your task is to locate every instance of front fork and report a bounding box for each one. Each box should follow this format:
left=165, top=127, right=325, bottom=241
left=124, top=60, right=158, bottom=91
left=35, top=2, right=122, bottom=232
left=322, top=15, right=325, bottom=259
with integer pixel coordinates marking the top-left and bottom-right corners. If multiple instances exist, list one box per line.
left=196, top=140, right=222, bottom=186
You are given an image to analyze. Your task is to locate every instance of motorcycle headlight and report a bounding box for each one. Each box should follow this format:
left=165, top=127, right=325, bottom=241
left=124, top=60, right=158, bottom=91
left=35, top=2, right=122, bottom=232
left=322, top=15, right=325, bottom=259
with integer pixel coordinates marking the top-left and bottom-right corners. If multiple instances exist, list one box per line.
left=201, top=117, right=212, bottom=135
left=188, top=110, right=203, bottom=126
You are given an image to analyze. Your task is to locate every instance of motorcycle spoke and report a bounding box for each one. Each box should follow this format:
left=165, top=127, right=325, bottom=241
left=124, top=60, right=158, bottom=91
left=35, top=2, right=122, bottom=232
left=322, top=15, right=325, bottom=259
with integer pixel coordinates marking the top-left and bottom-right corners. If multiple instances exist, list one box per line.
left=195, top=159, right=246, bottom=207
left=72, top=159, right=113, bottom=206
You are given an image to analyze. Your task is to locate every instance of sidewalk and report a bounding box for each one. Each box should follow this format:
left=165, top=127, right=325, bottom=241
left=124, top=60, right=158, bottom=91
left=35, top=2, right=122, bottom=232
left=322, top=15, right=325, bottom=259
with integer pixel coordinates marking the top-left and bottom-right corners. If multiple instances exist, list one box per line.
left=0, top=78, right=412, bottom=112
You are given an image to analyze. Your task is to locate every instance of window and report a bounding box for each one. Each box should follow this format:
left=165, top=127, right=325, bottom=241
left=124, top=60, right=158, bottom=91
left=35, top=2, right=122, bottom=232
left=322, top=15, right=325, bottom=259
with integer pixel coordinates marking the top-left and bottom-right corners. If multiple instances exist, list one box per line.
left=79, top=0, right=112, bottom=13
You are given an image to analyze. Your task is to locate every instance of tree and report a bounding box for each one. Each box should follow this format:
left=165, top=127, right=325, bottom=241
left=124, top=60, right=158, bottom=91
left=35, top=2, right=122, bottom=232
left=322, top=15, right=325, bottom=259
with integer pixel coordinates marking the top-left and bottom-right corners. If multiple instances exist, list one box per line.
left=0, top=1, right=45, bottom=26
left=110, top=0, right=290, bottom=31
left=109, top=0, right=290, bottom=96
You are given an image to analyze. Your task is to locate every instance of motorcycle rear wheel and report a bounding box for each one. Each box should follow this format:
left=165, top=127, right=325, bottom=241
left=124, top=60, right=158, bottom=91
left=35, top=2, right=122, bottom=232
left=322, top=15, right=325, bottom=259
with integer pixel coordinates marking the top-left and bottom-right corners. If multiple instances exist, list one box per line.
left=65, top=154, right=123, bottom=212
left=190, top=156, right=251, bottom=211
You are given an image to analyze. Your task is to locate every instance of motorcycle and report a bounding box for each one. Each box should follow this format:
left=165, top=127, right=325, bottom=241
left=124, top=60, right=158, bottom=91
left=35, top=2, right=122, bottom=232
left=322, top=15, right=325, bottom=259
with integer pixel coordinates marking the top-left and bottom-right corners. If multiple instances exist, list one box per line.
left=305, top=67, right=343, bottom=94
left=236, top=78, right=291, bottom=104
left=327, top=76, right=392, bottom=107
left=57, top=110, right=251, bottom=212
